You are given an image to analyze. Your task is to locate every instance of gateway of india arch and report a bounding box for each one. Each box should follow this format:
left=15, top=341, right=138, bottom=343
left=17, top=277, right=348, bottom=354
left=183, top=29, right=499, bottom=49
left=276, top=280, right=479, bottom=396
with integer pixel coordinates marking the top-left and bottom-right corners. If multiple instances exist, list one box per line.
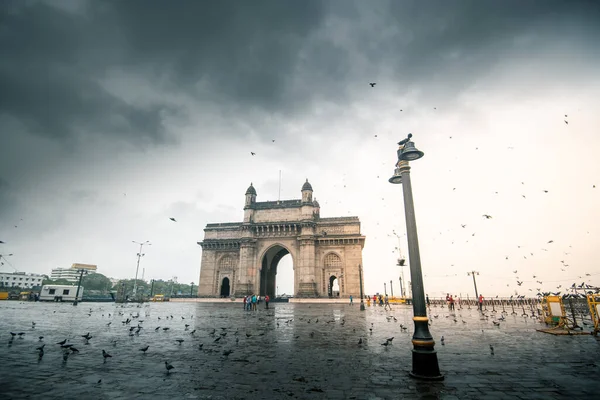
left=197, top=180, right=366, bottom=298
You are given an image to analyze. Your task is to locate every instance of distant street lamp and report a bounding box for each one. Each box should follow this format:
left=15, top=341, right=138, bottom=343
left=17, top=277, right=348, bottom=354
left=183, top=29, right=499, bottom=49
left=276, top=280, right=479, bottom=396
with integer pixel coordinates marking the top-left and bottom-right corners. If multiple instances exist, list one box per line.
left=132, top=240, right=151, bottom=298
left=73, top=269, right=87, bottom=306
left=393, top=231, right=407, bottom=298
left=390, top=280, right=394, bottom=297
left=0, top=253, right=14, bottom=268
left=389, top=133, right=443, bottom=380
left=467, top=271, right=480, bottom=300
left=384, top=282, right=387, bottom=296
left=358, top=264, right=365, bottom=311
left=190, top=282, right=195, bottom=297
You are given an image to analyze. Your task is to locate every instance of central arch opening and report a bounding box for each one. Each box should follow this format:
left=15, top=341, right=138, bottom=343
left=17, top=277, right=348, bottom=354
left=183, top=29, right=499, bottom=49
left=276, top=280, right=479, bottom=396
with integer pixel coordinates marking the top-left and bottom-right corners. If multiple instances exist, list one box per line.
left=328, top=275, right=340, bottom=297
left=260, top=245, right=293, bottom=298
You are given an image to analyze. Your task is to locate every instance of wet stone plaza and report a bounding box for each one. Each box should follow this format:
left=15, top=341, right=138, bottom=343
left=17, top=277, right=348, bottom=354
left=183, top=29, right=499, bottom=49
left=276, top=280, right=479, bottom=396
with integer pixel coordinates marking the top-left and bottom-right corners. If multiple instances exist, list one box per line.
left=1, top=301, right=599, bottom=400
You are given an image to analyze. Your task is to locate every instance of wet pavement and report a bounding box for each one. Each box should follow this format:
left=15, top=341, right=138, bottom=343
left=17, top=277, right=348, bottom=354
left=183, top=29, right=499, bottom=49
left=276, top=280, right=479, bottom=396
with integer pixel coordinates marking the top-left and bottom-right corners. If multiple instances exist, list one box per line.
left=0, top=300, right=599, bottom=399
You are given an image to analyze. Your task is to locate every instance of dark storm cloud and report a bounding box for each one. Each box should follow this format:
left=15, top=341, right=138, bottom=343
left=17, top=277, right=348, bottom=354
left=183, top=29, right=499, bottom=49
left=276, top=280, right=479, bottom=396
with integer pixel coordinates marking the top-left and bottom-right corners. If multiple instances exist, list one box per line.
left=0, top=0, right=329, bottom=143
left=1, top=0, right=599, bottom=144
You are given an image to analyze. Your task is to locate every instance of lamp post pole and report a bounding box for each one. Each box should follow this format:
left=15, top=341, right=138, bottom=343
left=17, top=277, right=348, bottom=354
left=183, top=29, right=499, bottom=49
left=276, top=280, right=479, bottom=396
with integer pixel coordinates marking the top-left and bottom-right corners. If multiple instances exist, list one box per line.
left=359, top=264, right=365, bottom=311
left=73, top=269, right=86, bottom=306
left=399, top=276, right=404, bottom=297
left=389, top=133, right=443, bottom=380
left=390, top=280, right=394, bottom=297
left=132, top=240, right=150, bottom=298
left=393, top=231, right=407, bottom=298
left=384, top=282, right=387, bottom=296
left=190, top=282, right=194, bottom=297
left=467, top=271, right=480, bottom=300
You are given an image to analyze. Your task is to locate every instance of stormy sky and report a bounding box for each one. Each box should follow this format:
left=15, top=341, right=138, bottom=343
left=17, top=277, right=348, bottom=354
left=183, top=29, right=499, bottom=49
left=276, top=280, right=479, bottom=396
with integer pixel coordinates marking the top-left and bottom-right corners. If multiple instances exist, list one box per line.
left=1, top=0, right=599, bottom=298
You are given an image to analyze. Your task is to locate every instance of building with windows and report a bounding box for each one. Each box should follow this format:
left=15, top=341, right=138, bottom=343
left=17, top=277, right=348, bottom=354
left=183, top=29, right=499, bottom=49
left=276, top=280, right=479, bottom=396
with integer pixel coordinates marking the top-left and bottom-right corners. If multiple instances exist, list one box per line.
left=50, top=263, right=97, bottom=282
left=0, top=272, right=46, bottom=289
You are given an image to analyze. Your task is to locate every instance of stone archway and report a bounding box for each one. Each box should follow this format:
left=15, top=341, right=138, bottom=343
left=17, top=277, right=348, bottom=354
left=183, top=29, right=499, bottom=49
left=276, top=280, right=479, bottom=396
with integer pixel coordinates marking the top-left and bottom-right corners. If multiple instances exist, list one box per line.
left=220, top=277, right=230, bottom=297
left=198, top=180, right=365, bottom=298
left=259, top=244, right=292, bottom=298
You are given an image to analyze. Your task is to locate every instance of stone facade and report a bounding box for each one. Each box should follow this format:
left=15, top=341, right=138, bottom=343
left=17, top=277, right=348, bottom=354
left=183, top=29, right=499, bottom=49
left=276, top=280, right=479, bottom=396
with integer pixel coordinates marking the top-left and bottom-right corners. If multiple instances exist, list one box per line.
left=197, top=180, right=366, bottom=298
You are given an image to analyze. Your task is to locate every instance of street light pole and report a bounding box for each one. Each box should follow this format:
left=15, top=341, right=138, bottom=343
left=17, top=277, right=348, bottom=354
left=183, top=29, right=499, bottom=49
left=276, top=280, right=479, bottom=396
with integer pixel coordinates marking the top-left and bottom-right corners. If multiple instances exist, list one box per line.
left=389, top=133, right=443, bottom=380
left=390, top=280, right=394, bottom=297
left=393, top=231, right=407, bottom=298
left=358, top=264, right=365, bottom=311
left=399, top=276, right=404, bottom=297
left=73, top=269, right=86, bottom=306
left=467, top=271, right=480, bottom=300
left=190, top=282, right=194, bottom=297
left=132, top=240, right=150, bottom=298
left=384, top=282, right=387, bottom=296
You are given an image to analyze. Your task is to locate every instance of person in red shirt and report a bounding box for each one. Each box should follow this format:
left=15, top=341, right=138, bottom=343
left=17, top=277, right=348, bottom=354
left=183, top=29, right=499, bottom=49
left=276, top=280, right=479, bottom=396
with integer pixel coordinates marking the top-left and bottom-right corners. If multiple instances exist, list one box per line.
left=478, top=294, right=484, bottom=311
left=264, top=294, right=270, bottom=309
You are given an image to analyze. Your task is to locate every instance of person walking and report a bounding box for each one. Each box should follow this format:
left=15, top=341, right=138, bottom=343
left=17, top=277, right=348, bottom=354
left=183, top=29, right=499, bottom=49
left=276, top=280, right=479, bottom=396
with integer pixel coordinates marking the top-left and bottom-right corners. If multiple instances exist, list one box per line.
left=384, top=294, right=391, bottom=310
left=265, top=294, right=270, bottom=309
left=449, top=295, right=455, bottom=311
left=426, top=294, right=430, bottom=307
left=349, top=295, right=353, bottom=305
left=243, top=295, right=247, bottom=310
left=252, top=294, right=257, bottom=311
left=478, top=294, right=484, bottom=311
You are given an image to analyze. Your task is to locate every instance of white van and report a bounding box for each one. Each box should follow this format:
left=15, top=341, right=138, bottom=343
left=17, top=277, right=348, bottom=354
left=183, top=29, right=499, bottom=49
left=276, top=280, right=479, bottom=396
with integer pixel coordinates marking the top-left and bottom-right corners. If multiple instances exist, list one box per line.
left=39, top=285, right=84, bottom=302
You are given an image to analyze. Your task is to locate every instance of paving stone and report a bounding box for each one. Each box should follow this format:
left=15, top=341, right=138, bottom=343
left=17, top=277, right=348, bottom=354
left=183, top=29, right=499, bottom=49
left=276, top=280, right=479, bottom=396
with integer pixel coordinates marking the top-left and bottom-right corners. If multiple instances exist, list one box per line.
left=0, top=301, right=599, bottom=399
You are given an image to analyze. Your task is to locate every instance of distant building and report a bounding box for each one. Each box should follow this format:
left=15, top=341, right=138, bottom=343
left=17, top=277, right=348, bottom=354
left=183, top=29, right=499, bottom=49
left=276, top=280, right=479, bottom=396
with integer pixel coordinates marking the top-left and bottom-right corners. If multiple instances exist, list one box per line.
left=50, top=263, right=98, bottom=282
left=0, top=272, right=46, bottom=289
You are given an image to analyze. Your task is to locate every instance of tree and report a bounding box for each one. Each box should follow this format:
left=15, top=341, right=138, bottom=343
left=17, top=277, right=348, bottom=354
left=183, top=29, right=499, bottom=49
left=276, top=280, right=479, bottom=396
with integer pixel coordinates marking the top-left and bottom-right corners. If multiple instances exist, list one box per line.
left=42, top=278, right=73, bottom=286
left=81, top=273, right=113, bottom=292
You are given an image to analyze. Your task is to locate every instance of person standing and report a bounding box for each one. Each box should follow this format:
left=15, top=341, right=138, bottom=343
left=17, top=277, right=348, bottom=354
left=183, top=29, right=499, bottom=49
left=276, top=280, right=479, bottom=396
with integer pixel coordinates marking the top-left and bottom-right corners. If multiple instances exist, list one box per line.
left=265, top=294, right=270, bottom=309
left=349, top=295, right=353, bottom=305
left=384, top=294, right=391, bottom=310
left=449, top=295, right=455, bottom=311
left=478, top=294, right=484, bottom=311
left=426, top=294, right=430, bottom=307
left=243, top=295, right=247, bottom=310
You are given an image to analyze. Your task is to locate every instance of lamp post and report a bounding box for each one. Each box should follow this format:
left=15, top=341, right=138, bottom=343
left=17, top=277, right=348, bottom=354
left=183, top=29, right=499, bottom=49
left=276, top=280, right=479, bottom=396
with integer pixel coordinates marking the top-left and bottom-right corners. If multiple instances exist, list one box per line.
left=393, top=231, right=407, bottom=298
left=358, top=264, right=365, bottom=311
left=384, top=282, right=387, bottom=296
left=73, top=269, right=87, bottom=306
left=399, top=276, right=404, bottom=297
left=190, top=282, right=194, bottom=297
left=390, top=280, right=394, bottom=297
left=132, top=240, right=150, bottom=298
left=467, top=271, right=480, bottom=300
left=389, top=133, right=443, bottom=380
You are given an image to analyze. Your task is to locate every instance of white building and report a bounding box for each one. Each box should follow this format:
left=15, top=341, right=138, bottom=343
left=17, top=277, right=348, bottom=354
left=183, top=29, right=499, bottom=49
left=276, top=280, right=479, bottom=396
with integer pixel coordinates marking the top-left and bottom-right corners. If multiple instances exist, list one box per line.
left=0, top=272, right=46, bottom=289
left=50, top=268, right=81, bottom=282
left=50, top=263, right=97, bottom=282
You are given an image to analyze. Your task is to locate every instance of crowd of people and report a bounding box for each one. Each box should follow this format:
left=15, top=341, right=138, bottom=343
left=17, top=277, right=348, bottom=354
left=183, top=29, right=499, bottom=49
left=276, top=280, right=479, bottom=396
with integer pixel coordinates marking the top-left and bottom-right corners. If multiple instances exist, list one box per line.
left=242, top=294, right=270, bottom=310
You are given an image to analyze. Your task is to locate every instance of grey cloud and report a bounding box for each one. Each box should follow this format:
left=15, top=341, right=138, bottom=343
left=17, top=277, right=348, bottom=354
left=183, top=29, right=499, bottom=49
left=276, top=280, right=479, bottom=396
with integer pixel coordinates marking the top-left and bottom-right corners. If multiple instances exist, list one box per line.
left=2, top=0, right=599, bottom=147
left=0, top=0, right=331, bottom=144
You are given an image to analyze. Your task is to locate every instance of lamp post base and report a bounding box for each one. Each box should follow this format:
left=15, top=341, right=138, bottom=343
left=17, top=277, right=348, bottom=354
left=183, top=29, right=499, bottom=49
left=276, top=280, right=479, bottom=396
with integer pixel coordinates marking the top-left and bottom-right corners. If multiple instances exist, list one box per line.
left=410, top=349, right=444, bottom=381
left=360, top=303, right=365, bottom=311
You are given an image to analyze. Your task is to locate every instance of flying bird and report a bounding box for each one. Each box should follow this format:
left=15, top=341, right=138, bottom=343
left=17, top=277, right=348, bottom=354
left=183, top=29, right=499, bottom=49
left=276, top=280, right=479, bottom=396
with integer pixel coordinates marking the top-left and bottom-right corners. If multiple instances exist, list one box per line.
left=169, top=217, right=177, bottom=222
left=250, top=152, right=256, bottom=156
left=369, top=82, right=376, bottom=87
left=564, top=120, right=568, bottom=125
left=482, top=214, right=492, bottom=219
